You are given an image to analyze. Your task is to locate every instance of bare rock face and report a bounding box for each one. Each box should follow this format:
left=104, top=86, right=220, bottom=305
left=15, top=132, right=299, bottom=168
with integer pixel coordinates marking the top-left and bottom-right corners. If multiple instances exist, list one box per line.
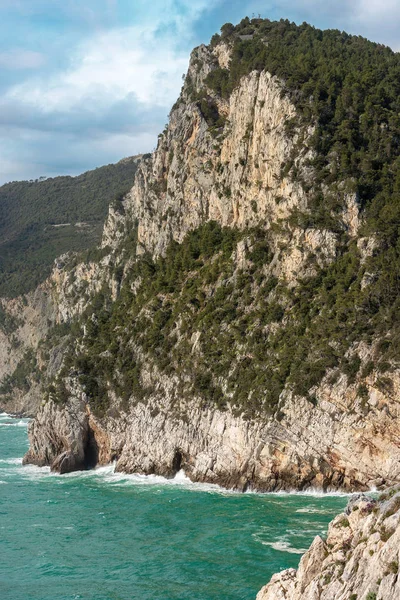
left=256, top=490, right=400, bottom=600
left=23, top=395, right=90, bottom=473
left=16, top=38, right=400, bottom=496
left=0, top=284, right=57, bottom=415
left=23, top=364, right=400, bottom=492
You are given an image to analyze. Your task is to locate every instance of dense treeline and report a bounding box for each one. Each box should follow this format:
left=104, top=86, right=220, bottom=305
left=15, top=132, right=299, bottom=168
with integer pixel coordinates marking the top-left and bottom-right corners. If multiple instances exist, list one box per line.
left=0, top=158, right=140, bottom=297
left=204, top=19, right=400, bottom=383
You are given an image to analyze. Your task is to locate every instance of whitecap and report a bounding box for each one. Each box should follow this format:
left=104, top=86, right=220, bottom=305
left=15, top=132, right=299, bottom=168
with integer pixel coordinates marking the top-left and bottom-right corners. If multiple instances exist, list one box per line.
left=261, top=540, right=307, bottom=554
left=296, top=506, right=333, bottom=514
left=0, top=457, right=23, bottom=465
left=259, top=488, right=352, bottom=497
left=19, top=464, right=51, bottom=480
left=0, top=420, right=29, bottom=427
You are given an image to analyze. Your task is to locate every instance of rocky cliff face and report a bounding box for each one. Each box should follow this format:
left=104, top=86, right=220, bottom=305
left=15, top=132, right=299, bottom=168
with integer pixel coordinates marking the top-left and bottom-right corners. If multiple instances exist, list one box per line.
left=10, top=30, right=400, bottom=495
left=23, top=364, right=400, bottom=491
left=0, top=254, right=111, bottom=415
left=257, top=489, right=400, bottom=600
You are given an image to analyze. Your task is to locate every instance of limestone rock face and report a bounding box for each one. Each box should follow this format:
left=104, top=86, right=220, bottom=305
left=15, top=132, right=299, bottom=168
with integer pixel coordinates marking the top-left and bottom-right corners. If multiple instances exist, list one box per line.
left=23, top=364, right=400, bottom=492
left=117, top=67, right=310, bottom=260
left=256, top=489, right=400, bottom=600
left=23, top=393, right=89, bottom=473
left=0, top=284, right=57, bottom=415
left=18, top=39, right=400, bottom=493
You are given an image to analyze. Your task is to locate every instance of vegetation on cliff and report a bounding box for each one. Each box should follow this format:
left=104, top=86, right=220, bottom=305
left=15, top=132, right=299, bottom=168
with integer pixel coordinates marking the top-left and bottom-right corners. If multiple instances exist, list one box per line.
left=5, top=18, right=400, bottom=424
left=38, top=19, right=400, bottom=419
left=0, top=158, right=140, bottom=297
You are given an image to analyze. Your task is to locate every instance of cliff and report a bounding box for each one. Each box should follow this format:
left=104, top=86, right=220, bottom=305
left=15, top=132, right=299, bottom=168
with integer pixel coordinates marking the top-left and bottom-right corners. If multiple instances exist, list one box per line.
left=257, top=489, right=400, bottom=600
left=2, top=19, right=399, bottom=493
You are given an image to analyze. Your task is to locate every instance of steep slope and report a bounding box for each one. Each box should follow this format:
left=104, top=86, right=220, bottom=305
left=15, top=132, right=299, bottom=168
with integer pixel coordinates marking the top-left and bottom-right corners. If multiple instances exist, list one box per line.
left=0, top=156, right=141, bottom=297
left=11, top=18, right=400, bottom=491
left=257, top=488, right=400, bottom=600
left=0, top=157, right=141, bottom=415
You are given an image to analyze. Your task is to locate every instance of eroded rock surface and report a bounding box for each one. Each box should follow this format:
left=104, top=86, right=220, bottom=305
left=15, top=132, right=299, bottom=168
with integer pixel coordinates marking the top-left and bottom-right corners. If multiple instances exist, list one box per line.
left=257, top=490, right=400, bottom=600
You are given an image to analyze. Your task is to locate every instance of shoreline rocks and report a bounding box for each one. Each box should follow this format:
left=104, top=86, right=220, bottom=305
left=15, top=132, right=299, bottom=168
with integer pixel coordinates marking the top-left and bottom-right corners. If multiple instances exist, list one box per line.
left=256, top=489, right=400, bottom=600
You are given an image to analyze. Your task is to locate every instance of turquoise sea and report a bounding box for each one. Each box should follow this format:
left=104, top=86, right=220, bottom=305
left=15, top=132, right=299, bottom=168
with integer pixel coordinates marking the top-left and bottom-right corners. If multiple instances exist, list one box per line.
left=0, top=413, right=347, bottom=600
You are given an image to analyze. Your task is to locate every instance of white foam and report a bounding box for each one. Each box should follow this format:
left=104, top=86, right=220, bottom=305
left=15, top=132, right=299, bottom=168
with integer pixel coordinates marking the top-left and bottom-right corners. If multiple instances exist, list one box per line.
left=48, top=464, right=229, bottom=494
left=0, top=457, right=22, bottom=465
left=258, top=488, right=352, bottom=497
left=295, top=506, right=333, bottom=514
left=91, top=466, right=221, bottom=491
left=19, top=464, right=51, bottom=480
left=261, top=540, right=307, bottom=554
left=0, top=419, right=29, bottom=427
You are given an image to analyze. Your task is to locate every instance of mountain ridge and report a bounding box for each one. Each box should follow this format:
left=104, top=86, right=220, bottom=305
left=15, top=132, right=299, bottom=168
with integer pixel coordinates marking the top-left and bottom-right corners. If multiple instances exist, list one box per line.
left=0, top=155, right=141, bottom=297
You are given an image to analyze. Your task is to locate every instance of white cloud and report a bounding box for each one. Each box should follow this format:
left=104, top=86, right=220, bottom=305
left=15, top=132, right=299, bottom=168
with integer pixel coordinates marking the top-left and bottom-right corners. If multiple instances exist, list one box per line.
left=247, top=0, right=400, bottom=48
left=5, top=0, right=213, bottom=113
left=0, top=49, right=45, bottom=70
left=0, top=0, right=219, bottom=182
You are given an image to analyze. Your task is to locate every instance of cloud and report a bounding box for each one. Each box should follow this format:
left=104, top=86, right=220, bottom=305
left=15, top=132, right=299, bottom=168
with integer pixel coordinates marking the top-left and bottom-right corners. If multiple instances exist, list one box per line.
left=0, top=49, right=45, bottom=70
left=7, top=26, right=188, bottom=112
left=245, top=0, right=400, bottom=48
left=0, top=0, right=218, bottom=182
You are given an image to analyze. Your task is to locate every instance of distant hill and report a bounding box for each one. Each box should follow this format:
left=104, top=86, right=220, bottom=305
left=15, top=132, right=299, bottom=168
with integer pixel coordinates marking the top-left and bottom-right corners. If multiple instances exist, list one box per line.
left=0, top=157, right=141, bottom=297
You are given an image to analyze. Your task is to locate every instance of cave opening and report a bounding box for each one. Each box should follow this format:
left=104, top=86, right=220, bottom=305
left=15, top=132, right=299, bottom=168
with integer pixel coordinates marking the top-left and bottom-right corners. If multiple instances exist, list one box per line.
left=84, top=427, right=99, bottom=469
left=172, top=449, right=183, bottom=474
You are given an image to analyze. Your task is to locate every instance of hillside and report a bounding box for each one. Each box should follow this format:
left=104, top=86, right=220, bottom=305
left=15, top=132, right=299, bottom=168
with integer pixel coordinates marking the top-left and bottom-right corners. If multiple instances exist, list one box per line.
left=0, top=17, right=397, bottom=493
left=0, top=157, right=141, bottom=297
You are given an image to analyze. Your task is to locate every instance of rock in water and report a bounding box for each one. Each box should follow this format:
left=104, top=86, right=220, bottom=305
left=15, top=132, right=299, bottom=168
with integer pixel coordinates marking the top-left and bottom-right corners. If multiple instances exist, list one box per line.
left=256, top=489, right=400, bottom=600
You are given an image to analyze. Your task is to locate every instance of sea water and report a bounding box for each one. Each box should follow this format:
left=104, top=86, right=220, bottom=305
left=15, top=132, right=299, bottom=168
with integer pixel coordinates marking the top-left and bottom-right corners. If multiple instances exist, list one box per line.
left=0, top=413, right=347, bottom=600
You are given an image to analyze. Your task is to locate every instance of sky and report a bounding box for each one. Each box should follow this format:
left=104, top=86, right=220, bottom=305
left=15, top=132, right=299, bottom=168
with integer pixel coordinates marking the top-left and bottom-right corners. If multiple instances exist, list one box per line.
left=0, top=0, right=399, bottom=184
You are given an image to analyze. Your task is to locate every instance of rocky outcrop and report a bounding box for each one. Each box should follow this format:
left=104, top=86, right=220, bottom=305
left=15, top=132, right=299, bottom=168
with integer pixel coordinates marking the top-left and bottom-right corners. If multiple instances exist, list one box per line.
left=22, top=392, right=92, bottom=474
left=0, top=284, right=57, bottom=415
left=257, top=489, right=400, bottom=600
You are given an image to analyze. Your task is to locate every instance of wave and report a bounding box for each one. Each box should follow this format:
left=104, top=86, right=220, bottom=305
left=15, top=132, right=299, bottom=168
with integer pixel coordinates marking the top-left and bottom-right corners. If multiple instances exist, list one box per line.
left=15, top=462, right=357, bottom=498
left=261, top=539, right=307, bottom=554
left=295, top=506, right=337, bottom=514
left=18, top=463, right=233, bottom=494
left=0, top=419, right=29, bottom=427
left=65, top=466, right=225, bottom=493
left=253, top=530, right=308, bottom=554
left=0, top=457, right=23, bottom=465
left=19, top=464, right=51, bottom=481
left=254, top=488, right=352, bottom=497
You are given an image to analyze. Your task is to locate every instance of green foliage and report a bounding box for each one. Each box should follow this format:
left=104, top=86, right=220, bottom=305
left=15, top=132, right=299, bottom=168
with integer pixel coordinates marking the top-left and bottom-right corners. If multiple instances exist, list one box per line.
left=388, top=560, right=399, bottom=574
left=29, top=20, right=400, bottom=418
left=206, top=18, right=400, bottom=238
left=0, top=158, right=139, bottom=297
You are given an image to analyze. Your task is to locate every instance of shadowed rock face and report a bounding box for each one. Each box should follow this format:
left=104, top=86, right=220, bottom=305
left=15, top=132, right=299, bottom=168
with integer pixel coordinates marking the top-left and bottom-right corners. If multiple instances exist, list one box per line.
left=22, top=396, right=89, bottom=474
left=257, top=489, right=400, bottom=600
